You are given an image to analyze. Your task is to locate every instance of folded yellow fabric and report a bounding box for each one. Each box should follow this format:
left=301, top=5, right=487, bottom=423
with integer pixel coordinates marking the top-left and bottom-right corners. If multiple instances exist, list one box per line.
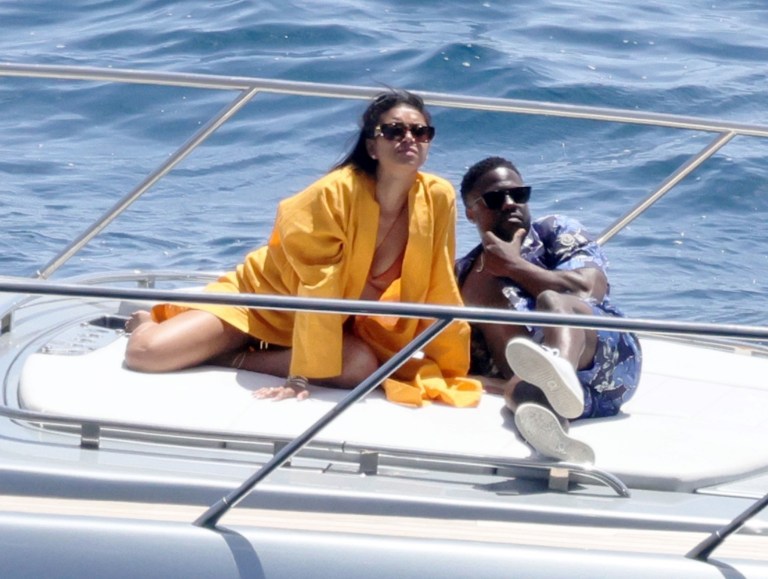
left=382, top=359, right=483, bottom=408
left=355, top=279, right=482, bottom=408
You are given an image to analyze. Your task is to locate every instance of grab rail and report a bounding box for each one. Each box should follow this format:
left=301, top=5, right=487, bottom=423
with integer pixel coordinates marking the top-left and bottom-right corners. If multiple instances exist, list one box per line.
left=2, top=272, right=768, bottom=508
left=4, top=62, right=768, bottom=273
left=3, top=276, right=768, bottom=342
left=0, top=276, right=636, bottom=504
left=0, top=380, right=631, bottom=501
left=0, top=277, right=636, bottom=505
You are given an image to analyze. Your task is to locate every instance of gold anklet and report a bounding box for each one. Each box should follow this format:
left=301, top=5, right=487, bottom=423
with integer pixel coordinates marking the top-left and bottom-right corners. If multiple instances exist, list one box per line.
left=232, top=351, right=247, bottom=370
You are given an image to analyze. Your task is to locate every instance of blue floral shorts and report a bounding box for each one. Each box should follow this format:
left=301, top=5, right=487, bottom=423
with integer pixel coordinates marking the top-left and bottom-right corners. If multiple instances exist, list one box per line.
left=469, top=305, right=642, bottom=419
left=574, top=316, right=642, bottom=419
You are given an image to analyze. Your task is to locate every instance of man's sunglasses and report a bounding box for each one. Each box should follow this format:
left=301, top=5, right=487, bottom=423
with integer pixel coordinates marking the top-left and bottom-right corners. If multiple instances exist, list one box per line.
left=373, top=122, right=436, bottom=143
left=470, top=186, right=532, bottom=210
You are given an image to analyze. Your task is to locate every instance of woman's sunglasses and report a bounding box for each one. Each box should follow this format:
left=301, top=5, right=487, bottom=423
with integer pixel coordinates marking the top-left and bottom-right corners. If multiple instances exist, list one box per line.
left=374, top=122, right=436, bottom=143
left=470, top=186, right=532, bottom=210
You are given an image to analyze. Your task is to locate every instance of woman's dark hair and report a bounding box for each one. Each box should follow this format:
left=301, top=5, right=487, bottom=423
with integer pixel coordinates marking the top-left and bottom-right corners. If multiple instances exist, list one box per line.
left=459, top=156, right=522, bottom=203
left=332, top=89, right=432, bottom=177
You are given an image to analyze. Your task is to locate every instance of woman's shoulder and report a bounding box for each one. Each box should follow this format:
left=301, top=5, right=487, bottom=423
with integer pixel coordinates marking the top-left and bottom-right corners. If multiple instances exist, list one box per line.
left=417, top=171, right=456, bottom=202
left=318, top=165, right=371, bottom=186
left=282, top=167, right=373, bottom=209
left=418, top=170, right=454, bottom=190
left=299, top=166, right=369, bottom=194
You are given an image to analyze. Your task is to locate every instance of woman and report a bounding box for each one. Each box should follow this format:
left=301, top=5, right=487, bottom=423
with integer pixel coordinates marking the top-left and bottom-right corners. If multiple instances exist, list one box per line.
left=125, top=90, right=481, bottom=407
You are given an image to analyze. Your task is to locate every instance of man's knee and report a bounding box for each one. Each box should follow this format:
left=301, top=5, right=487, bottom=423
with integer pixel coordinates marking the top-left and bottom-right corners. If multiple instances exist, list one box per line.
left=536, top=290, right=591, bottom=315
left=535, top=289, right=567, bottom=312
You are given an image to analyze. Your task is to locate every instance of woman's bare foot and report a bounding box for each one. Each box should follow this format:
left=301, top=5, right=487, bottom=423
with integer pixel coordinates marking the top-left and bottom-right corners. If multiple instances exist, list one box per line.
left=125, top=310, right=153, bottom=333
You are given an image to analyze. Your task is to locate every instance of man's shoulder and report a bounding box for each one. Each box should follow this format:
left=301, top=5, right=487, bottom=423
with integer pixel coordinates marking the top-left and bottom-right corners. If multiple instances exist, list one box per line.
left=454, top=244, right=483, bottom=284
left=533, top=213, right=586, bottom=231
left=532, top=214, right=595, bottom=241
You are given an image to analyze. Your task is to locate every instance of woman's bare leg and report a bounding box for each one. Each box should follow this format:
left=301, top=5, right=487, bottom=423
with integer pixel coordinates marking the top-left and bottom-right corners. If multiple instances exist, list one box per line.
left=125, top=309, right=250, bottom=373
left=127, top=309, right=379, bottom=401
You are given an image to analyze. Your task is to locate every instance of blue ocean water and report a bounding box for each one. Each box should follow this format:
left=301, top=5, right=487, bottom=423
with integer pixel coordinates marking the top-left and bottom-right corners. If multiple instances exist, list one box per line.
left=1, top=1, right=768, bottom=326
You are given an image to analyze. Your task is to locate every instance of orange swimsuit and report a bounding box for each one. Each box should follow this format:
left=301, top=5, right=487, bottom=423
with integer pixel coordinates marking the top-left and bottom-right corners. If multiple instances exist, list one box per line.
left=361, top=251, right=405, bottom=301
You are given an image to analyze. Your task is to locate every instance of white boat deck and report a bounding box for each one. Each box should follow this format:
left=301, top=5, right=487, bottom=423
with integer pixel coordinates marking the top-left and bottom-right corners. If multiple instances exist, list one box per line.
left=18, top=334, right=768, bottom=492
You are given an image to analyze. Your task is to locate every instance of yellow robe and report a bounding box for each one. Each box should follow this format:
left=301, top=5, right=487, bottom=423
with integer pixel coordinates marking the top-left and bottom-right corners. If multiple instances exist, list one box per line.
left=154, top=165, right=482, bottom=407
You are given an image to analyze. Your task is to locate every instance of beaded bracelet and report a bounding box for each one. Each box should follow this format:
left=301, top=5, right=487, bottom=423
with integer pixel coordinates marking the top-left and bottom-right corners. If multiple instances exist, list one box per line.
left=285, top=375, right=309, bottom=389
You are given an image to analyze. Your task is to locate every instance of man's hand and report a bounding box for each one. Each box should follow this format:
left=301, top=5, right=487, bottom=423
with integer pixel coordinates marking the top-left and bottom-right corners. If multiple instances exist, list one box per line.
left=480, top=229, right=526, bottom=276
left=479, top=228, right=606, bottom=300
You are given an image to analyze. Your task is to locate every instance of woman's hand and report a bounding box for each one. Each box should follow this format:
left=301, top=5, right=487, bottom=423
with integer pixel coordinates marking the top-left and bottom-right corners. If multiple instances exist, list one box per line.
left=252, top=376, right=310, bottom=401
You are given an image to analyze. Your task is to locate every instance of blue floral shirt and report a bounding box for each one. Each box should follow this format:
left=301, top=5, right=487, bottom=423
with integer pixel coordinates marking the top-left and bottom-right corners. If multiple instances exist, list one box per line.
left=456, top=214, right=624, bottom=318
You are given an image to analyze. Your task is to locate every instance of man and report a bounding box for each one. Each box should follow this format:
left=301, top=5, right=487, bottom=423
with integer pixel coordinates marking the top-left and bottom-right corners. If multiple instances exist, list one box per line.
left=455, top=156, right=641, bottom=463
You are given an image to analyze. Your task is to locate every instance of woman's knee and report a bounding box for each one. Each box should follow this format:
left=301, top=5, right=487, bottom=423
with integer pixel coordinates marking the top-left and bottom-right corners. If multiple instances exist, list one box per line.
left=338, top=337, right=379, bottom=387
left=124, top=339, right=159, bottom=372
left=124, top=328, right=172, bottom=372
left=124, top=310, right=244, bottom=373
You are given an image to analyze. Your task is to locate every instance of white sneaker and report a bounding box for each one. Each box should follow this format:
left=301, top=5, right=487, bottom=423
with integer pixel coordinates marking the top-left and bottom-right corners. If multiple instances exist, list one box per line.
left=505, top=337, right=585, bottom=419
left=514, top=403, right=595, bottom=464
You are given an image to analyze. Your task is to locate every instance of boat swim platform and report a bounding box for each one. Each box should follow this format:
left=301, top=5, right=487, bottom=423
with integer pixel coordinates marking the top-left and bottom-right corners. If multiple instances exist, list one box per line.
left=17, top=334, right=768, bottom=493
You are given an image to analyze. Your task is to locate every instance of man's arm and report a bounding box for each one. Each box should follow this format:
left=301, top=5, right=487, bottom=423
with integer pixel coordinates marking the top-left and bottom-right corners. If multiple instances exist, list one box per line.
left=480, top=229, right=607, bottom=301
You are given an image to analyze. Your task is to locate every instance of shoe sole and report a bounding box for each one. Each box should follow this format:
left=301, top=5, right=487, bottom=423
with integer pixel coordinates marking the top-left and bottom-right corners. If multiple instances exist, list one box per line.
left=514, top=403, right=595, bottom=464
left=505, top=339, right=584, bottom=419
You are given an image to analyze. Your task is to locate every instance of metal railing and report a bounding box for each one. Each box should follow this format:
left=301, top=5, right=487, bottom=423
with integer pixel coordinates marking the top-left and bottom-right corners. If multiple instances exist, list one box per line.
left=4, top=62, right=768, bottom=275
